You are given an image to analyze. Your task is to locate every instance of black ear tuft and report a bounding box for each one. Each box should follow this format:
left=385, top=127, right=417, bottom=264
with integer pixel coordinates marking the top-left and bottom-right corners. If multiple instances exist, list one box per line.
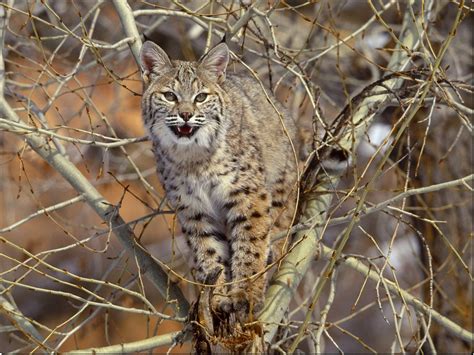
left=198, top=43, right=229, bottom=83
left=139, top=41, right=172, bottom=78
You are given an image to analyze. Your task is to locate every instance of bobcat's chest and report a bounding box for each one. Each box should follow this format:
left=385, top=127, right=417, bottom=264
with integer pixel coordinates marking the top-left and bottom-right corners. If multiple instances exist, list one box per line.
left=161, top=167, right=228, bottom=219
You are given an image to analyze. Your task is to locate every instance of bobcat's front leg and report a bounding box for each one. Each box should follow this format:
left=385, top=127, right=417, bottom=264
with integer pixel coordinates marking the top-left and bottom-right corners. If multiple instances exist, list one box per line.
left=224, top=185, right=272, bottom=316
left=179, top=209, right=229, bottom=294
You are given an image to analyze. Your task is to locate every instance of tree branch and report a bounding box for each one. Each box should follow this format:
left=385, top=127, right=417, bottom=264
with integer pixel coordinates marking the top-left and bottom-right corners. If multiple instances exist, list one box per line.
left=0, top=3, right=189, bottom=321
left=112, top=0, right=142, bottom=66
left=67, top=330, right=182, bottom=354
left=0, top=286, right=47, bottom=351
left=319, top=244, right=474, bottom=343
left=259, top=0, right=432, bottom=345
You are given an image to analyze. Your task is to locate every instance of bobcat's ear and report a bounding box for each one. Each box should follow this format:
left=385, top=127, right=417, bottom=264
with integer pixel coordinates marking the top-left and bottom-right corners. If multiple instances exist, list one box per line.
left=198, top=43, right=229, bottom=83
left=139, top=41, right=172, bottom=82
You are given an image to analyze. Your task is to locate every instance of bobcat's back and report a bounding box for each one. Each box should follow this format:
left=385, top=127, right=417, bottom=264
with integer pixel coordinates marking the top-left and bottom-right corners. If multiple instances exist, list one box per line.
left=222, top=73, right=298, bottom=188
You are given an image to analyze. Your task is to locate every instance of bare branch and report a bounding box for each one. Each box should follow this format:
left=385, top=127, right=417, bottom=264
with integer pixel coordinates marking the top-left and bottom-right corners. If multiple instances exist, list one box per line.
left=260, top=0, right=434, bottom=345
left=67, top=331, right=182, bottom=354
left=319, top=244, right=473, bottom=343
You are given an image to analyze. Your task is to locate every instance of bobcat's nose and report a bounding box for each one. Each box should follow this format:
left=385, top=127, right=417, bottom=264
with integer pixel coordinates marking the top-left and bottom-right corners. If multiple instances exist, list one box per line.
left=179, top=111, right=193, bottom=122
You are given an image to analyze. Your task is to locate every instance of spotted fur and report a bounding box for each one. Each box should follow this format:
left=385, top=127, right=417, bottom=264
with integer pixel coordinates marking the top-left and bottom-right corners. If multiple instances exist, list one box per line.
left=140, top=41, right=299, bottom=316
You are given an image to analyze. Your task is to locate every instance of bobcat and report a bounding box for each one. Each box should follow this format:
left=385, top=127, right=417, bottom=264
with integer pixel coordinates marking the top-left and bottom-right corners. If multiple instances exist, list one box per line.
left=139, top=41, right=299, bottom=316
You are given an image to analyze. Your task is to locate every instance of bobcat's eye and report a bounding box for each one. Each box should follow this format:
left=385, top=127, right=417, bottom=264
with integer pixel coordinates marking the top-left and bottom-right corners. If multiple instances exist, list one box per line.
left=163, top=92, right=177, bottom=102
left=194, top=93, right=208, bottom=103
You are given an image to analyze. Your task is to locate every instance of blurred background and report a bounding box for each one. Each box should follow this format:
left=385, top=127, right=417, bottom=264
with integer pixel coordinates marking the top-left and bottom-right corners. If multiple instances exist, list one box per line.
left=0, top=0, right=472, bottom=353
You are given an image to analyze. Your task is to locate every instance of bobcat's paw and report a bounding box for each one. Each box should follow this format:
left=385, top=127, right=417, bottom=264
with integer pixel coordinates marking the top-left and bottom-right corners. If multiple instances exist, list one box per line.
left=211, top=287, right=264, bottom=318
left=211, top=292, right=233, bottom=314
left=229, top=288, right=264, bottom=315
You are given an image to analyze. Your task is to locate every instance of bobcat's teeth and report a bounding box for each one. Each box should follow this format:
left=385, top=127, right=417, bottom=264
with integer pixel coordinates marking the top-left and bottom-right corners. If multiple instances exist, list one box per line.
left=178, top=126, right=193, bottom=134
left=172, top=124, right=197, bottom=137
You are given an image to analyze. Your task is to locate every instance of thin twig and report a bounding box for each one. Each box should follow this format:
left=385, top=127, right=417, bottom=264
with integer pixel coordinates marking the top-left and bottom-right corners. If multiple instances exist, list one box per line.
left=260, top=0, right=429, bottom=346
left=319, top=244, right=473, bottom=343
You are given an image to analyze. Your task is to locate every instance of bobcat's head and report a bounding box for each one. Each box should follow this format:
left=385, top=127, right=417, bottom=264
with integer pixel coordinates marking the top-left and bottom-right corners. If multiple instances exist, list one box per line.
left=140, top=41, right=229, bottom=150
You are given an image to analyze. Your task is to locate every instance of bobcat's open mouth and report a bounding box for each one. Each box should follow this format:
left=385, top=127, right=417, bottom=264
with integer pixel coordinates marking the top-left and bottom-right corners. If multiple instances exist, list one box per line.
left=171, top=124, right=199, bottom=138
